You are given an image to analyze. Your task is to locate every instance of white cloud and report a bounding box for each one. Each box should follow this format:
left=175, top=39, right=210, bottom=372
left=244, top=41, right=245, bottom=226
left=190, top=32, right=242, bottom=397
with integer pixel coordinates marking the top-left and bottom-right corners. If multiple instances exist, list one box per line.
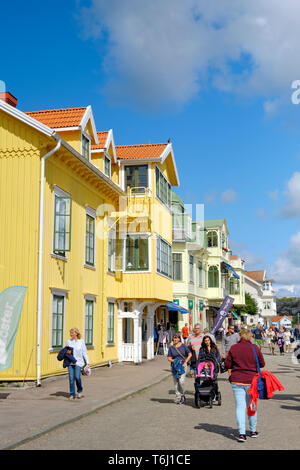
left=274, top=285, right=300, bottom=298
left=282, top=172, right=300, bottom=218
left=78, top=0, right=300, bottom=110
left=269, top=231, right=300, bottom=285
left=221, top=189, right=237, bottom=204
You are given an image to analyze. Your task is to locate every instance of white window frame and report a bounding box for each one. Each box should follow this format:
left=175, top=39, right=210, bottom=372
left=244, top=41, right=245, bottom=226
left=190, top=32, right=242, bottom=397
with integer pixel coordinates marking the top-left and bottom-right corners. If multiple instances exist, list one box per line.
left=104, top=153, right=112, bottom=178
left=50, top=289, right=67, bottom=350
left=107, top=220, right=116, bottom=273
left=124, top=233, right=151, bottom=273
left=107, top=300, right=115, bottom=345
left=156, top=236, right=172, bottom=279
left=85, top=206, right=96, bottom=268
left=155, top=165, right=171, bottom=209
left=84, top=295, right=95, bottom=347
left=122, top=162, right=151, bottom=194
left=52, top=186, right=71, bottom=259
left=81, top=131, right=91, bottom=161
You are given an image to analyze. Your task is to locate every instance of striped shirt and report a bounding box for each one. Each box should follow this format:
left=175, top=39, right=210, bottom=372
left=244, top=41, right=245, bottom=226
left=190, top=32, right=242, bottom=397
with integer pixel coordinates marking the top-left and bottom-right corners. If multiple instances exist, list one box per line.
left=187, top=335, right=203, bottom=358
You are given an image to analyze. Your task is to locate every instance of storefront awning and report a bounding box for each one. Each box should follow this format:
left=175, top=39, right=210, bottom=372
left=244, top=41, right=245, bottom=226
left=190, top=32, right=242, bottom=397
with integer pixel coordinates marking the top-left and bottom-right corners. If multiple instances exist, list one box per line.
left=166, top=302, right=189, bottom=314
left=222, top=262, right=240, bottom=279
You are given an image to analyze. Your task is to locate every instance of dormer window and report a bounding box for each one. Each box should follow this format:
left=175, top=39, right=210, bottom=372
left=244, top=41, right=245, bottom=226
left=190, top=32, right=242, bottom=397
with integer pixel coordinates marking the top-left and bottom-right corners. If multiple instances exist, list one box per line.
left=207, top=231, right=218, bottom=247
left=125, top=165, right=148, bottom=194
left=104, top=155, right=111, bottom=178
left=82, top=133, right=91, bottom=160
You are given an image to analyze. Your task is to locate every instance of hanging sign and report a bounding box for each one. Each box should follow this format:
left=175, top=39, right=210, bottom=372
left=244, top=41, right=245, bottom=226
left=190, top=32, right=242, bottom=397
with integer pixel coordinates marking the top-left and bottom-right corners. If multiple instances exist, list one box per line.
left=0, top=286, right=27, bottom=371
left=211, top=296, right=234, bottom=335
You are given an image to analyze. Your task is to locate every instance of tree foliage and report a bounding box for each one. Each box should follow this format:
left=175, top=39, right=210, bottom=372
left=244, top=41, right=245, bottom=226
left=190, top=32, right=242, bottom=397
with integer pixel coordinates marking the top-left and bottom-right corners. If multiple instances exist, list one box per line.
left=233, top=293, right=258, bottom=316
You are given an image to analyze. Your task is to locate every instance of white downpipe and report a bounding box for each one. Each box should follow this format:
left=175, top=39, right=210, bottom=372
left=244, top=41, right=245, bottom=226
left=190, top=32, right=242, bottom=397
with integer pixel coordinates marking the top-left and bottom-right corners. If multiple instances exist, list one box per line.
left=36, top=137, right=61, bottom=386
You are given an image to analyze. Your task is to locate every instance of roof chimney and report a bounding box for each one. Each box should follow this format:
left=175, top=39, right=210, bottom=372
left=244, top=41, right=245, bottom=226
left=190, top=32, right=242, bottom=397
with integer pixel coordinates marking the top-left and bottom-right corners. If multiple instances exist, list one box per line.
left=0, top=91, right=18, bottom=107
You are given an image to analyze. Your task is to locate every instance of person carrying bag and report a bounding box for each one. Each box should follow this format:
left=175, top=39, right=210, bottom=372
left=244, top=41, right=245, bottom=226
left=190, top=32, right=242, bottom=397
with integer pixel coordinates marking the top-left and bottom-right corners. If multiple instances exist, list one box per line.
left=247, top=348, right=285, bottom=416
left=167, top=334, right=192, bottom=405
left=224, top=328, right=265, bottom=442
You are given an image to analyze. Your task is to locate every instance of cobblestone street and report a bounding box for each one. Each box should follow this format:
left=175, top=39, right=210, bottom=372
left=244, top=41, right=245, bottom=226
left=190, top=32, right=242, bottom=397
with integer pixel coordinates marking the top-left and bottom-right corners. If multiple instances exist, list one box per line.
left=13, top=348, right=299, bottom=450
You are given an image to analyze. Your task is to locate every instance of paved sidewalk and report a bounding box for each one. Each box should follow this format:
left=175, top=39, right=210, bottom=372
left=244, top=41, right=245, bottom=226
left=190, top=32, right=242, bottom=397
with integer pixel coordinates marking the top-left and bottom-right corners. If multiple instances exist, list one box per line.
left=0, top=355, right=171, bottom=450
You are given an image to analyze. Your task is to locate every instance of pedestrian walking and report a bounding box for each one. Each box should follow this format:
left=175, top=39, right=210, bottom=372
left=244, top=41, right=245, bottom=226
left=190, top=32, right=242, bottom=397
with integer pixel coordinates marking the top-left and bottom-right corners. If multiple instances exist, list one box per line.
left=202, top=328, right=216, bottom=344
left=187, top=323, right=203, bottom=377
left=224, top=328, right=265, bottom=442
left=221, top=325, right=239, bottom=358
left=266, top=326, right=276, bottom=355
left=167, top=323, right=176, bottom=345
left=66, top=328, right=90, bottom=400
left=199, top=335, right=221, bottom=363
left=251, top=324, right=265, bottom=350
left=283, top=328, right=292, bottom=353
left=167, top=333, right=192, bottom=404
left=277, top=329, right=285, bottom=356
left=153, top=325, right=158, bottom=354
left=156, top=326, right=169, bottom=355
left=181, top=323, right=189, bottom=344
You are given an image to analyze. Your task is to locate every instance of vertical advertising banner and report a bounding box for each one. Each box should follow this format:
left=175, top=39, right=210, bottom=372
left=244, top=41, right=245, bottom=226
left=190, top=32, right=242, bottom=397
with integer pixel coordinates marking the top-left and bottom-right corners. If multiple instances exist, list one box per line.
left=211, top=296, right=234, bottom=335
left=0, top=286, right=27, bottom=371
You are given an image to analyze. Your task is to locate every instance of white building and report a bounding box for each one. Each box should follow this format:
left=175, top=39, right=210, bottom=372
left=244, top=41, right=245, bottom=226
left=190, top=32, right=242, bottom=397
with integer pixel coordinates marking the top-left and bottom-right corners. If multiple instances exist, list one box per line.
left=271, top=315, right=292, bottom=330
left=244, top=270, right=277, bottom=326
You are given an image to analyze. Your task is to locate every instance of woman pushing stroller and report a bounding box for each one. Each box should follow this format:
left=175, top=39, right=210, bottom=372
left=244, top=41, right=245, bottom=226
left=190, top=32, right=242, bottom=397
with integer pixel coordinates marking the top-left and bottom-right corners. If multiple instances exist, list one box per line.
left=194, top=335, right=222, bottom=408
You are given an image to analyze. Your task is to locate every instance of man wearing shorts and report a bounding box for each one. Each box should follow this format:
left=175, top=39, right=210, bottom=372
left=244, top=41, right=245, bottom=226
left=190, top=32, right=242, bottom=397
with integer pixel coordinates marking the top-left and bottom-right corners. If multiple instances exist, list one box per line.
left=252, top=324, right=264, bottom=350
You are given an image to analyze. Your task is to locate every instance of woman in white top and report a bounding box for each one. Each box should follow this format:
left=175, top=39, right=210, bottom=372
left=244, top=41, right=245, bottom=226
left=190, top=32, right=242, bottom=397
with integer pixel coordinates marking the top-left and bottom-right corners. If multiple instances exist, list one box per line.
left=266, top=327, right=276, bottom=355
left=66, top=328, right=89, bottom=400
left=283, top=329, right=292, bottom=353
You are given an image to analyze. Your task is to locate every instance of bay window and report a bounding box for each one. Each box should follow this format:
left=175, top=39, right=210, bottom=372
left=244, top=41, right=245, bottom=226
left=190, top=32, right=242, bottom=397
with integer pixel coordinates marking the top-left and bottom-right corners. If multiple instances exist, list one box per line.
left=125, top=235, right=149, bottom=271
left=157, top=236, right=172, bottom=278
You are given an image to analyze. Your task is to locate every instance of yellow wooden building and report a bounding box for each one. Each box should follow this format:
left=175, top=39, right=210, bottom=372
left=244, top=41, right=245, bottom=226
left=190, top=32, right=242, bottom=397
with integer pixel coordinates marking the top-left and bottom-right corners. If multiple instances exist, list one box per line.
left=0, top=92, right=179, bottom=382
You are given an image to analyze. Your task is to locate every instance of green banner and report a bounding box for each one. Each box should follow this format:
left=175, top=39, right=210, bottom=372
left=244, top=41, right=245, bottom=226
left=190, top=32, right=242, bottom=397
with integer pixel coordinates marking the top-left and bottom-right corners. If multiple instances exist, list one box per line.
left=0, top=286, right=27, bottom=371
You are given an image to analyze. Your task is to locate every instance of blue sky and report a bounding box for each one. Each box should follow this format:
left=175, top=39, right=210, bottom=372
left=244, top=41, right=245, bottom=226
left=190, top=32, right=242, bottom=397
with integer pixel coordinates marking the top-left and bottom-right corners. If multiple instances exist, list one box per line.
left=1, top=0, right=300, bottom=296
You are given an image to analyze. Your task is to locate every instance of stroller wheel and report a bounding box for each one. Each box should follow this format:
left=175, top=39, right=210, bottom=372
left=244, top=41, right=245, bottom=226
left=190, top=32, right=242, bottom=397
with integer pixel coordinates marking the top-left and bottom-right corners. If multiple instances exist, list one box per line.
left=209, top=397, right=213, bottom=408
left=217, top=392, right=222, bottom=406
left=195, top=394, right=200, bottom=408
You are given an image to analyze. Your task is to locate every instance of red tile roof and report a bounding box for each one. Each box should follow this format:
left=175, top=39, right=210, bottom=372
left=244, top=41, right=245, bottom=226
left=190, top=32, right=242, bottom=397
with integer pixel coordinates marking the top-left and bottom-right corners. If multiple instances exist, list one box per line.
left=91, top=131, right=109, bottom=150
left=25, top=107, right=87, bottom=128
left=230, top=255, right=239, bottom=260
left=271, top=316, right=292, bottom=321
left=245, top=270, right=265, bottom=282
left=115, top=143, right=169, bottom=160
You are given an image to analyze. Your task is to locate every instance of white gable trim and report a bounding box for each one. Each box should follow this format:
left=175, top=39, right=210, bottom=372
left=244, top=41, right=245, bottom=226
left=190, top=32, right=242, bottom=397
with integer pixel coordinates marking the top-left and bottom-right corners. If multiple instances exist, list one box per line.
left=156, top=143, right=180, bottom=186
left=80, top=105, right=99, bottom=145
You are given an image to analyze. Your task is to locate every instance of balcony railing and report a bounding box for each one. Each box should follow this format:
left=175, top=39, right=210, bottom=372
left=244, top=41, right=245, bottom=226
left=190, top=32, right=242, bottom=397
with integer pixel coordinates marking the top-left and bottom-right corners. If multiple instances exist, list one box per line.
left=127, top=187, right=151, bottom=218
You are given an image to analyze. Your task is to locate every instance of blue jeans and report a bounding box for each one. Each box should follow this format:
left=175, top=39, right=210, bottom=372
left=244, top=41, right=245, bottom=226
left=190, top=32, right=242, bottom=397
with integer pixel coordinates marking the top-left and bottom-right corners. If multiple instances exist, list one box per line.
left=232, top=384, right=257, bottom=435
left=68, top=365, right=83, bottom=397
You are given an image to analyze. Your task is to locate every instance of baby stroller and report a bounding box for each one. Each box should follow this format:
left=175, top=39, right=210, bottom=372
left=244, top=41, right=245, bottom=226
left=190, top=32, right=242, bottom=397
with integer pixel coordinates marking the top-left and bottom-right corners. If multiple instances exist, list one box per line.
left=194, top=353, right=221, bottom=408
